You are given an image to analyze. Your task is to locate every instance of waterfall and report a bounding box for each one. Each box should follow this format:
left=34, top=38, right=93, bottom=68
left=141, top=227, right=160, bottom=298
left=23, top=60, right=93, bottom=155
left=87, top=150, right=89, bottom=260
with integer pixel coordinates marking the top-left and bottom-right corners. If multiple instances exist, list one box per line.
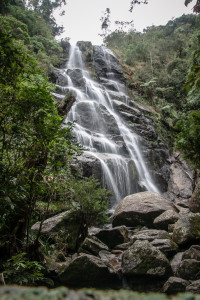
left=54, top=43, right=159, bottom=206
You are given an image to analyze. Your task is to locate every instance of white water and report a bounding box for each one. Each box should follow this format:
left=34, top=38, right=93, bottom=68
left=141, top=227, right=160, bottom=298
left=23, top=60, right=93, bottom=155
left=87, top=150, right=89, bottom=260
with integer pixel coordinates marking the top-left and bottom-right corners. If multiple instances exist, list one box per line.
left=55, top=44, right=159, bottom=206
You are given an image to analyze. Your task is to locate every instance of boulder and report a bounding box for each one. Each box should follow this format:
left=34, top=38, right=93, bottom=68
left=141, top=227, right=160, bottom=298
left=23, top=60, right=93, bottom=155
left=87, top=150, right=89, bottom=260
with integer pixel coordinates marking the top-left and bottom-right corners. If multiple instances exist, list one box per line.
left=31, top=210, right=80, bottom=251
left=170, top=252, right=184, bottom=275
left=112, top=192, right=177, bottom=228
left=153, top=210, right=179, bottom=230
left=162, top=277, right=189, bottom=294
left=93, top=225, right=129, bottom=249
left=122, top=240, right=171, bottom=277
left=151, top=239, right=178, bottom=256
left=182, top=245, right=200, bottom=261
left=186, top=280, right=200, bottom=293
left=172, top=213, right=200, bottom=245
left=78, top=236, right=109, bottom=256
left=176, top=259, right=200, bottom=280
left=59, top=254, right=120, bottom=288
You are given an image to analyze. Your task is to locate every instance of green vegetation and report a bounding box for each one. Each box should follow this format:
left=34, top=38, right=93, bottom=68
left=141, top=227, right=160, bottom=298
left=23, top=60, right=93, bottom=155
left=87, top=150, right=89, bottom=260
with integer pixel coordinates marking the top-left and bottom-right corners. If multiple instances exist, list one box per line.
left=0, top=0, right=110, bottom=286
left=104, top=13, right=200, bottom=168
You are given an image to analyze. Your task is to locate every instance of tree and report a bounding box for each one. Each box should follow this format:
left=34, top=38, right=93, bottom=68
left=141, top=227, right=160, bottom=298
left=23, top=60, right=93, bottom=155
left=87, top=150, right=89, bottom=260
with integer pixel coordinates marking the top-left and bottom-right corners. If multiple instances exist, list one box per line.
left=129, top=0, right=200, bottom=13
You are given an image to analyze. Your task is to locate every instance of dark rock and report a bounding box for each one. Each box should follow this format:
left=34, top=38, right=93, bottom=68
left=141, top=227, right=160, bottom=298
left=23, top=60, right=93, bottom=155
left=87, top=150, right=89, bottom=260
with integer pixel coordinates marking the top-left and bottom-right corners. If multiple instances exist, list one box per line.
left=153, top=210, right=179, bottom=230
left=79, top=236, right=109, bottom=256
left=176, top=259, right=200, bottom=280
left=59, top=254, right=120, bottom=288
left=172, top=213, right=200, bottom=245
left=186, top=280, right=200, bottom=293
left=99, top=250, right=122, bottom=271
left=162, top=277, right=189, bottom=294
left=57, top=92, right=76, bottom=116
left=182, top=245, right=200, bottom=261
left=93, top=46, right=125, bottom=83
left=93, top=225, right=129, bottom=249
left=122, top=240, right=171, bottom=277
left=112, top=191, right=176, bottom=228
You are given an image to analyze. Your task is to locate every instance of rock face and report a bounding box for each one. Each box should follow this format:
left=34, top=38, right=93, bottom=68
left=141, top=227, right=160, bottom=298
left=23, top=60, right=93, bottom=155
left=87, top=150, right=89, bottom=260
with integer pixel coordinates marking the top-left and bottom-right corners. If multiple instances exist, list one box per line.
left=122, top=240, right=171, bottom=277
left=162, top=277, right=189, bottom=294
left=112, top=191, right=177, bottom=227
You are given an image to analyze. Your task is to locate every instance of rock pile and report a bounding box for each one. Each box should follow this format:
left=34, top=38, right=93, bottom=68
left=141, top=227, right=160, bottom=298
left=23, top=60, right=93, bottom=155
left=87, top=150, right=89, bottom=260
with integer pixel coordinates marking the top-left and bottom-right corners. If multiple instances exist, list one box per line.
left=40, top=191, right=200, bottom=293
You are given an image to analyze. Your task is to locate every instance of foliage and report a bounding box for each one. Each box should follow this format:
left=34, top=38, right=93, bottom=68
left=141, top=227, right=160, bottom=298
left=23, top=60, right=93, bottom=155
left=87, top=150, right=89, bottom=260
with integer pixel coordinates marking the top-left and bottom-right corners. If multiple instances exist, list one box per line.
left=66, top=176, right=110, bottom=249
left=175, top=111, right=200, bottom=168
left=3, top=252, right=45, bottom=285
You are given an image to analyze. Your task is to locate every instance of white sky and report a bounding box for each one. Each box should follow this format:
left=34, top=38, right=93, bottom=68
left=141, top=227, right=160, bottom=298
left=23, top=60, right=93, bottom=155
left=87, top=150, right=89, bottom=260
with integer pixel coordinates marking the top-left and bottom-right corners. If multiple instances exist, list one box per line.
left=55, top=0, right=194, bottom=45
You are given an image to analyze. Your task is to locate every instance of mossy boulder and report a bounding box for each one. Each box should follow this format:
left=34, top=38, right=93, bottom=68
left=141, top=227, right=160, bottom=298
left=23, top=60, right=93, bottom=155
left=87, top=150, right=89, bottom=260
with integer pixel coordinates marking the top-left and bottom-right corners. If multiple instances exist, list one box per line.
left=172, top=213, right=200, bottom=245
left=122, top=240, right=171, bottom=277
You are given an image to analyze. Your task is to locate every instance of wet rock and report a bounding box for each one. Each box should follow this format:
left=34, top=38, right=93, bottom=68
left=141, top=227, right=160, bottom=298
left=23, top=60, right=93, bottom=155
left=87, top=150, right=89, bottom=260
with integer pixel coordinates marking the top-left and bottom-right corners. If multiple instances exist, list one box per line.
left=122, top=240, right=171, bottom=277
left=67, top=69, right=86, bottom=91
left=112, top=191, right=176, bottom=228
left=79, top=236, right=109, bottom=256
left=59, top=254, right=120, bottom=288
left=176, top=259, right=200, bottom=280
left=93, top=46, right=125, bottom=83
left=153, top=210, right=179, bottom=230
left=186, top=280, right=200, bottom=293
left=57, top=92, right=76, bottom=116
left=172, top=213, right=200, bottom=245
left=93, top=225, right=129, bottom=249
left=162, top=277, right=189, bottom=294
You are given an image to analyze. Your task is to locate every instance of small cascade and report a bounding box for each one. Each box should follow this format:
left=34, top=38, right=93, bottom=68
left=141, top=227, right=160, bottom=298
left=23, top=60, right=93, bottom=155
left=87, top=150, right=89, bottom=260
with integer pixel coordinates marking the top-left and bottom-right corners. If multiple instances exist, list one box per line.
left=54, top=43, right=159, bottom=206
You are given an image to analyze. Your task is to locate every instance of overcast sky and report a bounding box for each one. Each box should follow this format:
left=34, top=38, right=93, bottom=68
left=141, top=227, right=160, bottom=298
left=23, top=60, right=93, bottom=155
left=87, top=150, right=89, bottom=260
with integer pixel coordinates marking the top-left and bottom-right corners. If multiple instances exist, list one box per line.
left=55, top=0, right=194, bottom=45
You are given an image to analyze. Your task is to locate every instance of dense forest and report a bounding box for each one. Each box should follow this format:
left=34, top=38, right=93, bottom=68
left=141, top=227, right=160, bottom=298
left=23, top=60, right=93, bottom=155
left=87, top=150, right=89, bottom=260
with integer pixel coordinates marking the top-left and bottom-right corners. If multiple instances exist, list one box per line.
left=104, top=13, right=200, bottom=169
left=0, top=0, right=200, bottom=288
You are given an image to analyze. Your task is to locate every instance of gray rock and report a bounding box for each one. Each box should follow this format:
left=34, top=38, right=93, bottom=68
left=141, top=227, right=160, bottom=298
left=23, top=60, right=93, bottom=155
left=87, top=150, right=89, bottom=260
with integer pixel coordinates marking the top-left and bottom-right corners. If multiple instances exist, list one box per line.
left=182, top=245, right=200, bottom=261
left=151, top=239, right=178, bottom=256
left=131, top=229, right=170, bottom=242
left=112, top=192, right=176, bottom=228
left=172, top=213, right=200, bottom=245
left=79, top=236, right=109, bottom=256
left=162, top=277, right=189, bottom=294
left=93, top=225, right=129, bottom=249
left=153, top=210, right=179, bottom=230
left=186, top=280, right=200, bottom=293
left=176, top=259, right=200, bottom=280
left=59, top=254, right=120, bottom=288
left=31, top=210, right=80, bottom=251
left=122, top=240, right=171, bottom=277
left=170, top=252, right=184, bottom=275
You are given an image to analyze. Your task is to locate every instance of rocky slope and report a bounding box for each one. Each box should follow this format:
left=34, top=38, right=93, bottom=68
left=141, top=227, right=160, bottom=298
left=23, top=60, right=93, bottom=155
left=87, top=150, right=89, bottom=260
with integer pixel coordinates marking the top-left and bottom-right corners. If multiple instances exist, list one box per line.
left=32, top=191, right=200, bottom=293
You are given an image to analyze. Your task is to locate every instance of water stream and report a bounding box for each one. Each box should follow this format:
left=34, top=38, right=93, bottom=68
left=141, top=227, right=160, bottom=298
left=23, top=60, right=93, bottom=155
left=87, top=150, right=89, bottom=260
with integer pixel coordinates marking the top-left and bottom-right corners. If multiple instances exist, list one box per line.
left=54, top=44, right=159, bottom=206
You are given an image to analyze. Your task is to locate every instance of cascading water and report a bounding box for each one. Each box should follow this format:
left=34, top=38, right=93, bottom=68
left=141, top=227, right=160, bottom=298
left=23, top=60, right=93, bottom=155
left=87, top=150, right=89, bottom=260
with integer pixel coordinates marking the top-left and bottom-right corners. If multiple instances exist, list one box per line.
left=54, top=43, right=159, bottom=206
